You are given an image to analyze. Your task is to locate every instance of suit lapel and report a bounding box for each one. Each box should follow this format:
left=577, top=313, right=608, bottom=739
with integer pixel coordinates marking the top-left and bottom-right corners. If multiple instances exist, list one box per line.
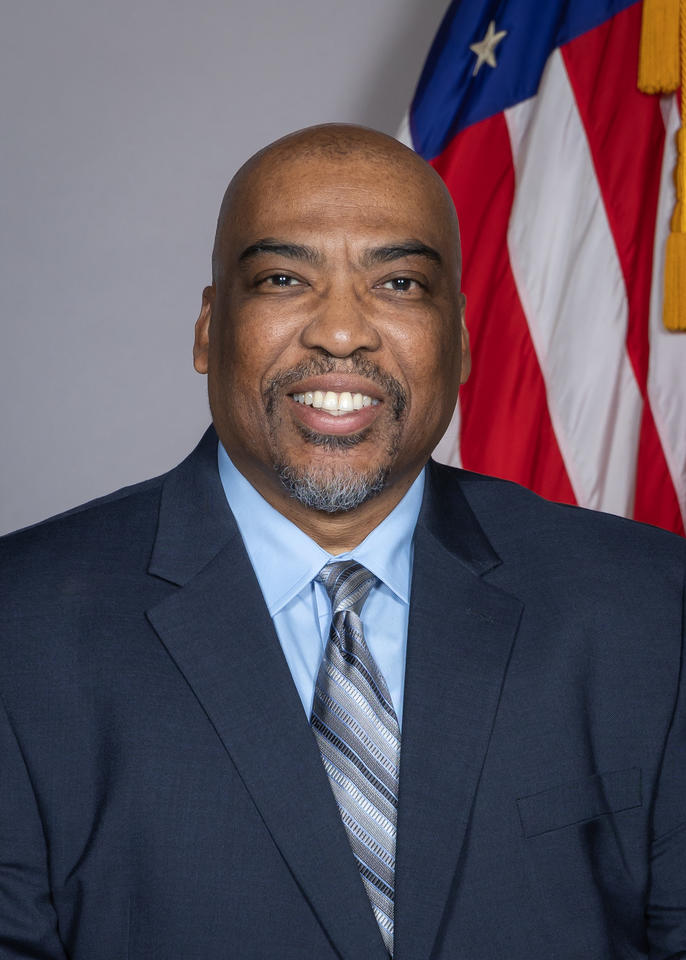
left=394, top=463, right=524, bottom=960
left=146, top=429, right=389, bottom=960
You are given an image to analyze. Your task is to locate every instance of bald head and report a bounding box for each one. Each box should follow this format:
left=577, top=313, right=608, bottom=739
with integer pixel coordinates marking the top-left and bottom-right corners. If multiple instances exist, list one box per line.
left=211, top=123, right=461, bottom=285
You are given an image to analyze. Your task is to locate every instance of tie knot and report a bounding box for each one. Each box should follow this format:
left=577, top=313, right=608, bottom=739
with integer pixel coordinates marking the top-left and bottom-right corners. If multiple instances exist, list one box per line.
left=317, top=560, right=378, bottom=616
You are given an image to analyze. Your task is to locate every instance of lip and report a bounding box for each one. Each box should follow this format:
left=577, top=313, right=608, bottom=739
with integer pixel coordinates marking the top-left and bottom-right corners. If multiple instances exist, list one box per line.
left=288, top=395, right=381, bottom=435
left=286, top=374, right=385, bottom=401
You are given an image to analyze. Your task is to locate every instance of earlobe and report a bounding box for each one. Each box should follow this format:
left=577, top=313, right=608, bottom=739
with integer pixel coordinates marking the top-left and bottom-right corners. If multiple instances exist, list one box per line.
left=193, top=286, right=214, bottom=374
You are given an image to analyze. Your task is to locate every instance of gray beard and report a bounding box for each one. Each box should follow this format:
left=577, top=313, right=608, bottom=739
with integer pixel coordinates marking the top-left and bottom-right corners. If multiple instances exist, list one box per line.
left=275, top=461, right=389, bottom=513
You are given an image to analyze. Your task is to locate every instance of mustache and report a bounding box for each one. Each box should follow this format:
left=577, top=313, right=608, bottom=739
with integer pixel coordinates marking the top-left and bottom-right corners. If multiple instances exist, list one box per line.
left=263, top=356, right=408, bottom=420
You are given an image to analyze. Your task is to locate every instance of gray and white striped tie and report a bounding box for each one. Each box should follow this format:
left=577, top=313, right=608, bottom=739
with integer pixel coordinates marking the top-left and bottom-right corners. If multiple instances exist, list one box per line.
left=311, top=560, right=400, bottom=958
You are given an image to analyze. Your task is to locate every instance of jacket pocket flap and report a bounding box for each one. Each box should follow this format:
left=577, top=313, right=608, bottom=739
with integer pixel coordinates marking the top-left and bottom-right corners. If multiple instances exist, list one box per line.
left=517, top=767, right=642, bottom=839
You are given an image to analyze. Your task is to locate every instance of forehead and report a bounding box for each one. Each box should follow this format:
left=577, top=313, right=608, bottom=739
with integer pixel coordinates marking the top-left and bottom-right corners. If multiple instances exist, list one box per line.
left=227, top=151, right=457, bottom=256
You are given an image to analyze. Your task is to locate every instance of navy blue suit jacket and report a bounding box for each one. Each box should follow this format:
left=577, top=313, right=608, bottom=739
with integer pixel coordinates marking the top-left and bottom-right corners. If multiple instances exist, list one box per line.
left=0, top=427, right=684, bottom=959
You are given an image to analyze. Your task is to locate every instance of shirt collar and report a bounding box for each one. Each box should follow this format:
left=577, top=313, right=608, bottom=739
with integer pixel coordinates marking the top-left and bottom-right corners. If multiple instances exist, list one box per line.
left=217, top=442, right=424, bottom=615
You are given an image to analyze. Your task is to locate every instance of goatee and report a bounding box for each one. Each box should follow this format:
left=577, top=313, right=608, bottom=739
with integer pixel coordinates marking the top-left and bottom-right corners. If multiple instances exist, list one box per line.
left=265, top=356, right=407, bottom=513
left=274, top=462, right=390, bottom=513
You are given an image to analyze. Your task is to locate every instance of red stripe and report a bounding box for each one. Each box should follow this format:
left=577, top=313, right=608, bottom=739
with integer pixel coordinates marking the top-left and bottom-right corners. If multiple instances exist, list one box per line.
left=634, top=405, right=685, bottom=532
left=562, top=4, right=684, bottom=534
left=431, top=115, right=576, bottom=504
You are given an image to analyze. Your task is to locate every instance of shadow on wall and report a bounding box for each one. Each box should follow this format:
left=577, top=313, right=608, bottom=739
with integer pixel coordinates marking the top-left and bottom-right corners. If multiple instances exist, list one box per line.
left=353, top=0, right=448, bottom=134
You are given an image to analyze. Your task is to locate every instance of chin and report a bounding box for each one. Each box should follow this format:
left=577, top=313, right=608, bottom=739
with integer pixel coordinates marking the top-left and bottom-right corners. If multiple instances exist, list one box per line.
left=273, top=459, right=391, bottom=514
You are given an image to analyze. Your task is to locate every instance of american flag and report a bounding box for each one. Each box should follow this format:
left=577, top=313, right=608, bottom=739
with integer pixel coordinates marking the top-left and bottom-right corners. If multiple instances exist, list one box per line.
left=399, top=0, right=686, bottom=535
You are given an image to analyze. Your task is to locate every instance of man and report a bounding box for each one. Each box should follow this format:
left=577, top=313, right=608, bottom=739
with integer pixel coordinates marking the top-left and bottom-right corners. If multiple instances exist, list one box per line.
left=0, top=124, right=683, bottom=960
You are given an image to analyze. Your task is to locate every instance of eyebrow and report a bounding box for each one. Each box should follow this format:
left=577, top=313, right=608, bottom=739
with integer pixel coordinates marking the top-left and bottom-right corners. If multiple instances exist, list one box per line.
left=237, top=237, right=443, bottom=269
left=238, top=239, right=322, bottom=266
left=361, top=240, right=442, bottom=267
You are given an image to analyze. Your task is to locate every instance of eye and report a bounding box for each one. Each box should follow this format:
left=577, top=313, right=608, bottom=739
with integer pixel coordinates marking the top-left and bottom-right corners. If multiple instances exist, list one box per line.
left=379, top=277, right=421, bottom=293
left=263, top=273, right=302, bottom=287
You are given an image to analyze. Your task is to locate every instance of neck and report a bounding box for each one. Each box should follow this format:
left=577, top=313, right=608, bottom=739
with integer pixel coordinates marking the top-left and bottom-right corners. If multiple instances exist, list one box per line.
left=236, top=460, right=422, bottom=554
left=279, top=479, right=418, bottom=554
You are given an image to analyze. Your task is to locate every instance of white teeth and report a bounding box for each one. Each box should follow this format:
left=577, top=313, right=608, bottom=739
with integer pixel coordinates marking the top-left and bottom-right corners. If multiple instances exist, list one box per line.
left=292, top=389, right=378, bottom=412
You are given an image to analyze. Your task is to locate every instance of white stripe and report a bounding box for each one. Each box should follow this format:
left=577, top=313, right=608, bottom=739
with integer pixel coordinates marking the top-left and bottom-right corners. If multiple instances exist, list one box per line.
left=325, top=660, right=400, bottom=750
left=371, top=904, right=394, bottom=934
left=432, top=398, right=463, bottom=468
left=338, top=799, right=397, bottom=863
left=321, top=757, right=397, bottom=837
left=338, top=807, right=396, bottom=867
left=395, top=111, right=413, bottom=148
left=647, top=94, right=686, bottom=526
left=504, top=49, right=642, bottom=516
left=318, top=690, right=399, bottom=777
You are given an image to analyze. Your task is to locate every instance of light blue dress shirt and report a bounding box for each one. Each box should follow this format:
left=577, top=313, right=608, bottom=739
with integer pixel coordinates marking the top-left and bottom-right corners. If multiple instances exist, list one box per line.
left=217, top=443, right=425, bottom=730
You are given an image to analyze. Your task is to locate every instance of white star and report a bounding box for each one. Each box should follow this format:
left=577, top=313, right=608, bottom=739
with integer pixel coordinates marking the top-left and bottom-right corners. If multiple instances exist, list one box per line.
left=470, top=20, right=508, bottom=77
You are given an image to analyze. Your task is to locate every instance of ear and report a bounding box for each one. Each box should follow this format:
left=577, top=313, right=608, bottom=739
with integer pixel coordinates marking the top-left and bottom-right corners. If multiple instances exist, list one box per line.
left=193, top=285, right=214, bottom=374
left=458, top=293, right=471, bottom=384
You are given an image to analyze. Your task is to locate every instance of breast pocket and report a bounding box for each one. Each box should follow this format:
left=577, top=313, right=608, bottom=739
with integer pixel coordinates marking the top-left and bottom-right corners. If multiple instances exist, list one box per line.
left=517, top=766, right=642, bottom=839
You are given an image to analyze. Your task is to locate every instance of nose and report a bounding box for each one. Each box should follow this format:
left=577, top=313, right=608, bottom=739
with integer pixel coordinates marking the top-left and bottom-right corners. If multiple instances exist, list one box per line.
left=300, top=282, right=381, bottom=357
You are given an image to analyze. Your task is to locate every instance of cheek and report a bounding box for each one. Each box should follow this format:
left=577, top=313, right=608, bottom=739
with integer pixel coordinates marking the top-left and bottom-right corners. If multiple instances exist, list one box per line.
left=392, top=331, right=461, bottom=451
left=207, top=334, right=263, bottom=439
left=226, top=312, right=302, bottom=390
left=210, top=327, right=267, bottom=401
left=395, top=324, right=460, bottom=398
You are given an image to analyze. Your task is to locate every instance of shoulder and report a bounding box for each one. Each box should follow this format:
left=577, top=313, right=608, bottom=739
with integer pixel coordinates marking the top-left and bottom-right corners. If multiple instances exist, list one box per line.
left=428, top=462, right=685, bottom=694
left=0, top=427, right=220, bottom=587
left=0, top=473, right=167, bottom=598
left=430, top=459, right=686, bottom=576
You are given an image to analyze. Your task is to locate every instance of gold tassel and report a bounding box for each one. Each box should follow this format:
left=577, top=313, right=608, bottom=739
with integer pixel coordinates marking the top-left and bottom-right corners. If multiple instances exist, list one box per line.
left=663, top=120, right=686, bottom=329
left=638, top=0, right=680, bottom=93
left=639, top=0, right=686, bottom=330
left=664, top=233, right=686, bottom=329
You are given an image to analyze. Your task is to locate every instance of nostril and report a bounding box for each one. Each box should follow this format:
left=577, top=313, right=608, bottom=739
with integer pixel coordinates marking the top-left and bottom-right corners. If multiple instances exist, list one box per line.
left=300, top=311, right=381, bottom=356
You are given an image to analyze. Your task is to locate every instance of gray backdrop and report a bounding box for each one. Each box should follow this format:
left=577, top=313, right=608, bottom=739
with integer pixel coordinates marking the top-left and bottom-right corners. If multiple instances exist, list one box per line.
left=1, top=0, right=448, bottom=535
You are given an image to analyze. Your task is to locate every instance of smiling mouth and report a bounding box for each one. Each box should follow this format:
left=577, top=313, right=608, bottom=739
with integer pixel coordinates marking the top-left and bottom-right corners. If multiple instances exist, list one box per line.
left=291, top=389, right=381, bottom=416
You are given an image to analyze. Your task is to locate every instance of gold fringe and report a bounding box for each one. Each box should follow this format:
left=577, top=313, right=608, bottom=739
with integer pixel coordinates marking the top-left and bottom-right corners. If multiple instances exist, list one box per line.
left=665, top=120, right=686, bottom=329
left=671, top=127, right=686, bottom=233
left=639, top=0, right=686, bottom=329
left=663, top=233, right=686, bottom=329
left=638, top=0, right=680, bottom=93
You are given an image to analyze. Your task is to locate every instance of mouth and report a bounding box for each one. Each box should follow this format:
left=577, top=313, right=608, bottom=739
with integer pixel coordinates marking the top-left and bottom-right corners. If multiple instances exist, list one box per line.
left=286, top=377, right=384, bottom=436
left=292, top=389, right=380, bottom=415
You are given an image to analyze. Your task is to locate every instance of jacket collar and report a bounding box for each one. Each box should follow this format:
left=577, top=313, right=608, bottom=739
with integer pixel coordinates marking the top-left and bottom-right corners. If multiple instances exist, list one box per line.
left=420, top=458, right=502, bottom=575
left=148, top=426, right=238, bottom=586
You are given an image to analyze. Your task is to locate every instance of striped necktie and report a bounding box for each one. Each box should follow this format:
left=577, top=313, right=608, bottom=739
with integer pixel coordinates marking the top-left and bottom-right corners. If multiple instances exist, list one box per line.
left=311, top=560, right=400, bottom=958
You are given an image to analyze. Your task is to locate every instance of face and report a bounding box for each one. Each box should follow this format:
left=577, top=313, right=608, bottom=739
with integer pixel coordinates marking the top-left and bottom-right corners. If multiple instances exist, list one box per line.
left=194, top=143, right=469, bottom=520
